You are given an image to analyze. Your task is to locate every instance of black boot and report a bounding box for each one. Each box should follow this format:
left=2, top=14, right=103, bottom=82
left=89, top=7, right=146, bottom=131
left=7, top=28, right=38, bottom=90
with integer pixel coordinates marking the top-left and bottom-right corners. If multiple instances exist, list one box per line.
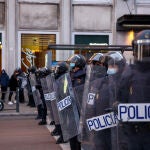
left=51, top=126, right=60, bottom=136
left=50, top=121, right=55, bottom=125
left=38, top=119, right=47, bottom=125
left=56, top=135, right=67, bottom=144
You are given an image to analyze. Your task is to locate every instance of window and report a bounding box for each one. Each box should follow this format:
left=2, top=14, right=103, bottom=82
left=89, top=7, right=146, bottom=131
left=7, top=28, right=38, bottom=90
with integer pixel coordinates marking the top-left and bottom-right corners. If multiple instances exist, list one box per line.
left=21, top=34, right=56, bottom=71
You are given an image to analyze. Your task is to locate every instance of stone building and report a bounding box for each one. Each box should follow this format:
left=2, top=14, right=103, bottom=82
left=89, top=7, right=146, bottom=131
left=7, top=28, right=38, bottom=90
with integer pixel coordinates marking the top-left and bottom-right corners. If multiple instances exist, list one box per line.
left=0, top=0, right=150, bottom=74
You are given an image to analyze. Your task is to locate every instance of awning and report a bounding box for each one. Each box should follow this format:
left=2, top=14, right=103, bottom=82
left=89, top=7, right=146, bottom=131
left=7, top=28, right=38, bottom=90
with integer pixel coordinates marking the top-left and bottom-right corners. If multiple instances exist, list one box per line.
left=116, top=14, right=150, bottom=31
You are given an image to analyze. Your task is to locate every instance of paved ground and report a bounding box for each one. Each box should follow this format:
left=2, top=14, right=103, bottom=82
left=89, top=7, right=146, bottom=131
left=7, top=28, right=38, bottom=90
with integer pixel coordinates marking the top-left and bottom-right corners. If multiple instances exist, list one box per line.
left=0, top=116, right=62, bottom=150
left=0, top=100, right=71, bottom=150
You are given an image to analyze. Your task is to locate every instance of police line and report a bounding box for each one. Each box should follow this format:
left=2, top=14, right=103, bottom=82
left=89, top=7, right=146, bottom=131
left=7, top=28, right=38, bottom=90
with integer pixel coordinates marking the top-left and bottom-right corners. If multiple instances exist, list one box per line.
left=86, top=103, right=150, bottom=131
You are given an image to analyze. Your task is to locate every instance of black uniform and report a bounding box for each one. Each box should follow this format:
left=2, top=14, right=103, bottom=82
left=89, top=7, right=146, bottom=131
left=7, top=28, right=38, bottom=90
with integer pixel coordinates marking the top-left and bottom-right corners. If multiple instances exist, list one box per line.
left=26, top=74, right=35, bottom=107
left=67, top=54, right=87, bottom=150
left=52, top=61, right=69, bottom=144
left=118, top=62, right=150, bottom=150
left=70, top=68, right=86, bottom=150
left=35, top=71, right=47, bottom=125
left=118, top=30, right=150, bottom=150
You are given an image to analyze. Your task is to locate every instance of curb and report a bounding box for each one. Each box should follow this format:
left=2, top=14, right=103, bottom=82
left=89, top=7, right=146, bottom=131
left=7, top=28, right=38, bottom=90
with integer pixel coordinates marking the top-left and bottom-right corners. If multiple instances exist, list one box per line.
left=0, top=113, right=37, bottom=117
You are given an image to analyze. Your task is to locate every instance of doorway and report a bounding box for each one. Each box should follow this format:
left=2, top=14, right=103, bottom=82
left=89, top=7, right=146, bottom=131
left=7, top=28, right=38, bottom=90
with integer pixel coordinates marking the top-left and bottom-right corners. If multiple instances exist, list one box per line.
left=21, top=33, right=56, bottom=72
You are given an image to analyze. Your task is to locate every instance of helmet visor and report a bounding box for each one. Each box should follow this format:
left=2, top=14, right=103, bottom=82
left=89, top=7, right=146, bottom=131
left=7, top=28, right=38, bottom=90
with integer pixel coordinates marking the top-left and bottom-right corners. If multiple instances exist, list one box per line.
left=134, top=40, right=150, bottom=62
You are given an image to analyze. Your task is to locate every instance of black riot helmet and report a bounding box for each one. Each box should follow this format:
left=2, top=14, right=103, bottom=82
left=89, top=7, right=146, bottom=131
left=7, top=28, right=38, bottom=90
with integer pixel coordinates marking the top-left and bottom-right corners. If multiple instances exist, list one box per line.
left=36, top=67, right=51, bottom=78
left=88, top=53, right=104, bottom=65
left=67, top=54, right=86, bottom=70
left=103, top=51, right=126, bottom=74
left=133, top=30, right=150, bottom=62
left=55, top=61, right=69, bottom=75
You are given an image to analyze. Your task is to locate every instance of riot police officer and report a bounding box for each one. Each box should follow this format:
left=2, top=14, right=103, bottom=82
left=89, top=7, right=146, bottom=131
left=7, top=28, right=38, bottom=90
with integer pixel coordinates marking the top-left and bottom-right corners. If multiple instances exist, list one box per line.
left=104, top=51, right=127, bottom=150
left=53, top=61, right=69, bottom=144
left=26, top=67, right=35, bottom=107
left=28, top=66, right=43, bottom=119
left=80, top=52, right=110, bottom=150
left=118, top=30, right=150, bottom=150
left=88, top=52, right=107, bottom=80
left=35, top=68, right=48, bottom=125
left=67, top=54, right=86, bottom=150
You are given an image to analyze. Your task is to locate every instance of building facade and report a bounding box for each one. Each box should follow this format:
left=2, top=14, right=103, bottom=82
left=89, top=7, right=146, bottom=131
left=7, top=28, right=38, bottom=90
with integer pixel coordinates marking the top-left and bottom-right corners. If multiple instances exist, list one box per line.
left=0, top=0, right=150, bottom=75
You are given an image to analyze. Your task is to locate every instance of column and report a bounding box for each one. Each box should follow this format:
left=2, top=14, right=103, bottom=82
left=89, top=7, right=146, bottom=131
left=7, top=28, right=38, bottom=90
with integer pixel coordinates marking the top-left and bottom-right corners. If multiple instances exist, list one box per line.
left=56, top=0, right=74, bottom=61
left=6, top=0, right=17, bottom=75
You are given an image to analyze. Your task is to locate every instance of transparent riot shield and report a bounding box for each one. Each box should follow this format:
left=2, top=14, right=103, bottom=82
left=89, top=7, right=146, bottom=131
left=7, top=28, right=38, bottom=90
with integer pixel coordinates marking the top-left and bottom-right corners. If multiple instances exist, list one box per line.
left=29, top=73, right=42, bottom=106
left=79, top=64, right=114, bottom=150
left=73, top=64, right=107, bottom=113
left=73, top=83, right=84, bottom=113
left=40, top=75, right=55, bottom=123
left=116, top=64, right=150, bottom=150
left=45, top=74, right=60, bottom=125
left=56, top=73, right=80, bottom=142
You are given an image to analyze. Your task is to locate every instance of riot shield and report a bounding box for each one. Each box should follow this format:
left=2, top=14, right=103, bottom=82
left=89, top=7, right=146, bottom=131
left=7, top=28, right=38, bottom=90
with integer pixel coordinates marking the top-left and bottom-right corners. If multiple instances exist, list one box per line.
left=79, top=64, right=114, bottom=150
left=29, top=73, right=42, bottom=106
left=116, top=64, right=150, bottom=150
left=40, top=75, right=55, bottom=123
left=56, top=73, right=80, bottom=142
left=45, top=74, right=60, bottom=125
left=74, top=65, right=107, bottom=119
left=73, top=83, right=84, bottom=113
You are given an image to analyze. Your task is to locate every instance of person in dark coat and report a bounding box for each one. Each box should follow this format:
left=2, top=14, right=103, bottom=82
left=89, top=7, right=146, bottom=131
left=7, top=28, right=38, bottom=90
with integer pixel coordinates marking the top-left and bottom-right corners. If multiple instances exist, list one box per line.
left=0, top=69, right=9, bottom=102
left=8, top=70, right=18, bottom=105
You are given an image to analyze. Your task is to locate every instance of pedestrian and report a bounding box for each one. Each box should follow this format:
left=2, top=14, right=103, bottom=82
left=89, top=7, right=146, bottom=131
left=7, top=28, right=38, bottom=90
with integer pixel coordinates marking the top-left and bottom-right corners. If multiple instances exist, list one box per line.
left=8, top=70, right=18, bottom=105
left=0, top=69, right=9, bottom=102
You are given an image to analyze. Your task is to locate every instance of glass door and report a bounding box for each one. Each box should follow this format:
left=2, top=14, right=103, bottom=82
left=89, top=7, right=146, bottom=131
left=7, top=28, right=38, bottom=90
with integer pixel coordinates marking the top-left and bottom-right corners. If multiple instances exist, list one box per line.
left=21, top=34, right=56, bottom=72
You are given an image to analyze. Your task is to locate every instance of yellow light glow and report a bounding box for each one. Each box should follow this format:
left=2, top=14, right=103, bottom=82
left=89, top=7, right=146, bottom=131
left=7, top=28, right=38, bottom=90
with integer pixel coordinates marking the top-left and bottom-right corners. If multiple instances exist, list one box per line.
left=0, top=42, right=2, bottom=49
left=126, top=30, right=134, bottom=45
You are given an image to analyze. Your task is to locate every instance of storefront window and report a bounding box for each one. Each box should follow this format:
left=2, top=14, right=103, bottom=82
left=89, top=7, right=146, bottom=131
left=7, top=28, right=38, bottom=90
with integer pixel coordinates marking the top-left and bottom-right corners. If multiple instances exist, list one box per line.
left=75, top=34, right=109, bottom=59
left=21, top=34, right=56, bottom=71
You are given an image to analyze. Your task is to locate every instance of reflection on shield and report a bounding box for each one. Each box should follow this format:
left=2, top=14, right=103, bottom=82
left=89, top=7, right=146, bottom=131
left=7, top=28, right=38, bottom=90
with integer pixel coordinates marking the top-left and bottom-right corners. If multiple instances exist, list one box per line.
left=56, top=73, right=80, bottom=142
left=29, top=73, right=42, bottom=106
